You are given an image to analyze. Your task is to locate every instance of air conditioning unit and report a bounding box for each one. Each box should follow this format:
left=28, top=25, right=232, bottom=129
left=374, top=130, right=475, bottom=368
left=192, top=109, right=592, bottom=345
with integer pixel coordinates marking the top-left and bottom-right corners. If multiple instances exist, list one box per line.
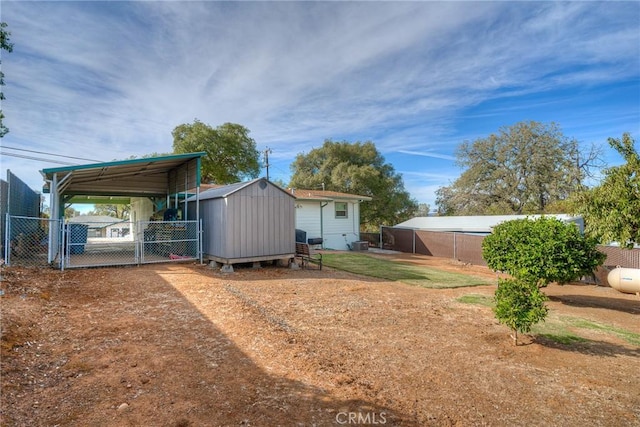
left=351, top=241, right=368, bottom=251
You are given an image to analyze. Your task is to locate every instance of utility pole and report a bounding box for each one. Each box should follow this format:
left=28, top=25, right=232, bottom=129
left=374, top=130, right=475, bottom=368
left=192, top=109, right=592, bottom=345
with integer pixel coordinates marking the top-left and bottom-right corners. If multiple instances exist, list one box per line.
left=263, top=147, right=272, bottom=180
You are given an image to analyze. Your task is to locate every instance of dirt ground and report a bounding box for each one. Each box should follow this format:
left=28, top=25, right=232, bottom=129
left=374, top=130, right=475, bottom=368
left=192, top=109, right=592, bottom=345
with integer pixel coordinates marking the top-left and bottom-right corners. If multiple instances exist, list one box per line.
left=1, top=253, right=639, bottom=426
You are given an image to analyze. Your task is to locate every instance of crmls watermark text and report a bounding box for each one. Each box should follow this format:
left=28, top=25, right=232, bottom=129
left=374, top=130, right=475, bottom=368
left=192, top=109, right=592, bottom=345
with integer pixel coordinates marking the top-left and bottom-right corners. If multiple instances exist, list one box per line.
left=336, top=411, right=387, bottom=425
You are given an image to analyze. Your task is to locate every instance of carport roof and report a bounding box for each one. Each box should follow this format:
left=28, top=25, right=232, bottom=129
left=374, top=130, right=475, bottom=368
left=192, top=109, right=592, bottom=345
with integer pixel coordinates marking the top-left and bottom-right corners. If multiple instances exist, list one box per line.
left=41, top=152, right=204, bottom=198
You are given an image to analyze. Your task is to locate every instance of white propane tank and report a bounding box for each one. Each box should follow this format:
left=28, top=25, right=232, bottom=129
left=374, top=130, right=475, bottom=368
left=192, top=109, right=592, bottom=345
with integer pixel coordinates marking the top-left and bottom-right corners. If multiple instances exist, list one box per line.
left=607, top=268, right=640, bottom=294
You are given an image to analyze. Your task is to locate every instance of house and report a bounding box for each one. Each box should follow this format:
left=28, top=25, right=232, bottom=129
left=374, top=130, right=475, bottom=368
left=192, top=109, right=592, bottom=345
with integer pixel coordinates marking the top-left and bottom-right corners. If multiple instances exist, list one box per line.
left=186, top=178, right=296, bottom=269
left=67, top=215, right=131, bottom=239
left=287, top=188, right=372, bottom=250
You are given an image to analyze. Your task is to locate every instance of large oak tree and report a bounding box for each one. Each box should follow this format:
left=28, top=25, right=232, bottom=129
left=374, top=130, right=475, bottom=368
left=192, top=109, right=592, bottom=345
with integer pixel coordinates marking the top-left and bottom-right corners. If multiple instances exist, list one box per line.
left=289, top=140, right=418, bottom=230
left=90, top=204, right=130, bottom=220
left=436, top=121, right=601, bottom=215
left=172, top=120, right=261, bottom=184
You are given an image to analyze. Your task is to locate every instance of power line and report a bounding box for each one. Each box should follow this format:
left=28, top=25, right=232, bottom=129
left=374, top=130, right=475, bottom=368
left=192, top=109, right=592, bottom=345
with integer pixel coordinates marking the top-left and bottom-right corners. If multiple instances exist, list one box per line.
left=1, top=145, right=102, bottom=162
left=0, top=151, right=77, bottom=165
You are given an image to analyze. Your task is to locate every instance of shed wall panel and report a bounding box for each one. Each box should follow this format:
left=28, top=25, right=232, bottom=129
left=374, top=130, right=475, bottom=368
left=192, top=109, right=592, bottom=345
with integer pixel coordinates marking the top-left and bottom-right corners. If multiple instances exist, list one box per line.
left=198, top=179, right=295, bottom=261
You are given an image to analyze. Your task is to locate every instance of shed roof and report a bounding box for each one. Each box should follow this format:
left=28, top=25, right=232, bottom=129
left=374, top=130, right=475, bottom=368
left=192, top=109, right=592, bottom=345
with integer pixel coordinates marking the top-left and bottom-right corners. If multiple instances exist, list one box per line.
left=41, top=152, right=204, bottom=198
left=395, top=214, right=583, bottom=234
left=193, top=178, right=295, bottom=201
left=286, top=188, right=372, bottom=202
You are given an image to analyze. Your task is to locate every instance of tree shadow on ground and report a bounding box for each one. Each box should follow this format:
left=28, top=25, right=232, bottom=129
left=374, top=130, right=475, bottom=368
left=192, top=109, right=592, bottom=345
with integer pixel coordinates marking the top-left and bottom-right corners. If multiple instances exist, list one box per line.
left=534, top=335, right=640, bottom=358
left=547, top=294, right=640, bottom=315
left=0, top=265, right=411, bottom=427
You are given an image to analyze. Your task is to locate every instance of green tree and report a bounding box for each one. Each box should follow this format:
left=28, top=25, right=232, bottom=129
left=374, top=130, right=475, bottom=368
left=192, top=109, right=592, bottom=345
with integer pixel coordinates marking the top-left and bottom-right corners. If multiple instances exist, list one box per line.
left=269, top=178, right=289, bottom=189
left=436, top=121, right=602, bottom=215
left=494, top=278, right=549, bottom=346
left=416, top=203, right=430, bottom=217
left=483, top=216, right=604, bottom=345
left=64, top=207, right=81, bottom=219
left=572, top=133, right=640, bottom=248
left=90, top=204, right=130, bottom=220
left=289, top=140, right=418, bottom=230
left=1, top=22, right=14, bottom=137
left=482, top=217, right=605, bottom=287
left=172, top=120, right=260, bottom=184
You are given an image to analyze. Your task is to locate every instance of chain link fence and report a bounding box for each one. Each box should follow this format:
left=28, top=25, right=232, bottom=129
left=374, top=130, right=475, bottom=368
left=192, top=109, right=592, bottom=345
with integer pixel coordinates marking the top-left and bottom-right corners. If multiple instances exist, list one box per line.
left=62, top=219, right=200, bottom=268
left=3, top=216, right=201, bottom=269
left=4, top=215, right=60, bottom=267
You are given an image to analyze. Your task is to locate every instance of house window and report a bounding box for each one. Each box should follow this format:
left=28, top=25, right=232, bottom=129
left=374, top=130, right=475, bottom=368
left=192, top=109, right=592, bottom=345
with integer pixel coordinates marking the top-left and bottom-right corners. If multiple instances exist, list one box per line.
left=335, top=202, right=348, bottom=218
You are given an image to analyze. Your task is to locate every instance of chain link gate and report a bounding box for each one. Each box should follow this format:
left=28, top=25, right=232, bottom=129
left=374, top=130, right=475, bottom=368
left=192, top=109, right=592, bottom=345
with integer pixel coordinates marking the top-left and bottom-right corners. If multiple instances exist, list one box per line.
left=138, top=220, right=200, bottom=265
left=4, top=215, right=201, bottom=269
left=61, top=219, right=201, bottom=269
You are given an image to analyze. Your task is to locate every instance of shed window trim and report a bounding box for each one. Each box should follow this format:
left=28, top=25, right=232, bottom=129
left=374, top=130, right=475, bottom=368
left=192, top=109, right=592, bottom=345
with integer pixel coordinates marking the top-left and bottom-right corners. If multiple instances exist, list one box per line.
left=335, top=202, right=348, bottom=219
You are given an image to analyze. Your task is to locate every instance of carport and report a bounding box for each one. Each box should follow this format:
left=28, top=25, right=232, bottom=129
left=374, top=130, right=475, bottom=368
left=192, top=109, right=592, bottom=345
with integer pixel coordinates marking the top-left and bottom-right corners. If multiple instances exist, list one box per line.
left=40, top=152, right=204, bottom=268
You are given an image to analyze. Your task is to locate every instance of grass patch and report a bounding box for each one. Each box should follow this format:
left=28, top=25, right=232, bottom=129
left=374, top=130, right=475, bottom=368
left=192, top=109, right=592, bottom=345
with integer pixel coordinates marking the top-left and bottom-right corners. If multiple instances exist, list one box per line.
left=456, top=294, right=495, bottom=307
left=532, top=320, right=589, bottom=345
left=321, top=253, right=491, bottom=289
left=531, top=315, right=640, bottom=346
left=537, top=332, right=589, bottom=345
left=561, top=317, right=640, bottom=346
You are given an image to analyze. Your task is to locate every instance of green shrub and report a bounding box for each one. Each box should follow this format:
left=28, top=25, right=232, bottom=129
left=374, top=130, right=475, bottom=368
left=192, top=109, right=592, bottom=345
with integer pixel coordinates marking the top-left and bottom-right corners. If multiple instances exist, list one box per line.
left=494, top=278, right=549, bottom=345
left=482, top=216, right=605, bottom=287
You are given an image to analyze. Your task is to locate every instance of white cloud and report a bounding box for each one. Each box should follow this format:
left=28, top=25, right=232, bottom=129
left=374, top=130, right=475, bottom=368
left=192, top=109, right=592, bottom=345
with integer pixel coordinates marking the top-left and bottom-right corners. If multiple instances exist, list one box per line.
left=1, top=1, right=638, bottom=202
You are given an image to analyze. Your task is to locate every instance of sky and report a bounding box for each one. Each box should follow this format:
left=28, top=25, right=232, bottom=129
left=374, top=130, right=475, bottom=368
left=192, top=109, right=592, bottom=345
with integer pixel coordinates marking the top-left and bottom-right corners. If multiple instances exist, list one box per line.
left=1, top=1, right=639, bottom=212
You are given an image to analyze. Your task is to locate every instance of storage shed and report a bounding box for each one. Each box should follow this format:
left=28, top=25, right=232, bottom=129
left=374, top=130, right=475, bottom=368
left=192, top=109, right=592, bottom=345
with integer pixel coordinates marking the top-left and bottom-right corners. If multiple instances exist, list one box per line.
left=187, top=178, right=295, bottom=269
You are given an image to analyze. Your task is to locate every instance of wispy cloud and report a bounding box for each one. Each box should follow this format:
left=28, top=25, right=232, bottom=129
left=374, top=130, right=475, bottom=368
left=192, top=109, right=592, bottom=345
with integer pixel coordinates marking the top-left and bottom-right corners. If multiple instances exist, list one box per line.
left=397, top=150, right=456, bottom=162
left=2, top=1, right=638, bottom=205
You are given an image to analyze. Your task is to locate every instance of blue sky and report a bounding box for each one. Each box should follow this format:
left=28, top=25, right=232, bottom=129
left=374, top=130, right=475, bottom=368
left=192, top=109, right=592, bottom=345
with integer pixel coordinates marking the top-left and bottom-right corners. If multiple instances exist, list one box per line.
left=1, top=1, right=639, bottom=211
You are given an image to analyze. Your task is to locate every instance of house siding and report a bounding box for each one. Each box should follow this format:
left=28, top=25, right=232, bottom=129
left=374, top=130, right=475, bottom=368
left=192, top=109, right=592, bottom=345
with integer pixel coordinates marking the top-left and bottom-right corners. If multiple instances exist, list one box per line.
left=295, top=199, right=362, bottom=250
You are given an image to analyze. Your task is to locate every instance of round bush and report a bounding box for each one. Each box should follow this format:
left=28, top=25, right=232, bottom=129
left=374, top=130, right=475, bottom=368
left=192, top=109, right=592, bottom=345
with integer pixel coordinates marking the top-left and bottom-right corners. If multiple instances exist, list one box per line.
left=482, top=216, right=605, bottom=286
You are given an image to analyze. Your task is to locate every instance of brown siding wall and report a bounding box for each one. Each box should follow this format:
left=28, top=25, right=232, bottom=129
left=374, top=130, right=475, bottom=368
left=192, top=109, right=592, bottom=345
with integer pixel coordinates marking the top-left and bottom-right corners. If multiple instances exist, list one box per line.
left=597, top=246, right=640, bottom=268
left=383, top=226, right=640, bottom=269
left=382, top=227, right=414, bottom=253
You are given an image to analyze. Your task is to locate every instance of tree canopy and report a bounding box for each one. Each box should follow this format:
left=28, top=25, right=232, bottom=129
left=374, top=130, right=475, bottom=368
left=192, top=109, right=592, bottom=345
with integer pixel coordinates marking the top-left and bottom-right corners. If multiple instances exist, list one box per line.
left=571, top=133, right=639, bottom=248
left=172, top=120, right=261, bottom=184
left=482, top=216, right=605, bottom=287
left=289, top=140, right=418, bottom=230
left=436, top=121, right=601, bottom=215
left=483, top=215, right=605, bottom=344
left=90, top=204, right=130, bottom=220
left=1, top=22, right=14, bottom=137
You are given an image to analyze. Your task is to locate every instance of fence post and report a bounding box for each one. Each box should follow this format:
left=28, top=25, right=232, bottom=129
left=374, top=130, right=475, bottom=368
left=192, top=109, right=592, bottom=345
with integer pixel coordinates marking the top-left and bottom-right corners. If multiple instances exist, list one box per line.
left=135, top=220, right=141, bottom=265
left=453, top=232, right=457, bottom=260
left=57, top=220, right=63, bottom=270
left=199, top=218, right=204, bottom=264
left=413, top=229, right=416, bottom=254
left=60, top=220, right=66, bottom=271
left=4, top=213, right=10, bottom=266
